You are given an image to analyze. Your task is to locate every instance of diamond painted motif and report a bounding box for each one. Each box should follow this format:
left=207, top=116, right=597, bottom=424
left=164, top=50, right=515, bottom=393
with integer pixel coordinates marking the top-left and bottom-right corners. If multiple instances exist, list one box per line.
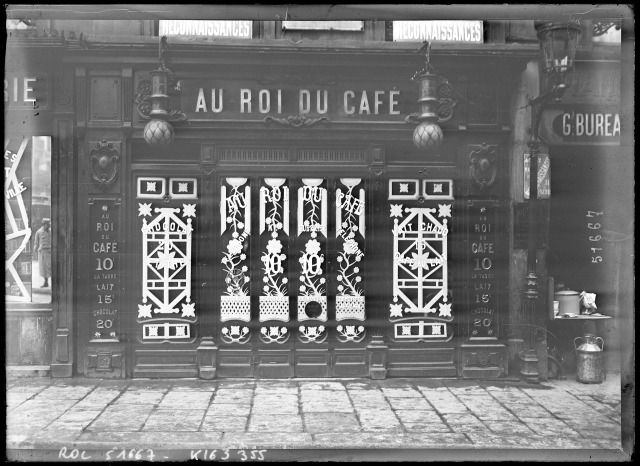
left=139, top=207, right=195, bottom=318
left=391, top=207, right=449, bottom=315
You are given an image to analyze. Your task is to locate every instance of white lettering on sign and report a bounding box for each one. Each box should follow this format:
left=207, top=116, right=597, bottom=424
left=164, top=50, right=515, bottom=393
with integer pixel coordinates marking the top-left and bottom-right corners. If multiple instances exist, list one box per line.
left=195, top=88, right=223, bottom=113
left=336, top=191, right=364, bottom=216
left=4, top=181, right=27, bottom=199
left=524, top=154, right=551, bottom=200
left=4, top=77, right=37, bottom=104
left=393, top=21, right=483, bottom=43
left=562, top=113, right=621, bottom=137
left=342, top=90, right=400, bottom=115
left=159, top=20, right=252, bottom=38
left=193, top=88, right=401, bottom=116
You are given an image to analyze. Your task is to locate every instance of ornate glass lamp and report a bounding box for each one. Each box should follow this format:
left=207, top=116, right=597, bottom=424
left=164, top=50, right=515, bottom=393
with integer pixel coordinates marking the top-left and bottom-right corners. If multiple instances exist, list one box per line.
left=409, top=42, right=444, bottom=153
left=534, top=20, right=581, bottom=97
left=143, top=36, right=186, bottom=146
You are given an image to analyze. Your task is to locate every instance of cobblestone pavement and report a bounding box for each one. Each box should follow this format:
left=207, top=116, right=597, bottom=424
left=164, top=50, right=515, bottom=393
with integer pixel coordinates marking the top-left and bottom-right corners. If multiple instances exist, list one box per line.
left=6, top=373, right=627, bottom=461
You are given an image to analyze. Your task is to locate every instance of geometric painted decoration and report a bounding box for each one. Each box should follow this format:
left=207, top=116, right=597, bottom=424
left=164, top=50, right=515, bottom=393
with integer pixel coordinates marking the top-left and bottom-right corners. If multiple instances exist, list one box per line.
left=138, top=202, right=196, bottom=340
left=137, top=177, right=166, bottom=199
left=258, top=178, right=290, bottom=344
left=297, top=178, right=328, bottom=343
left=220, top=177, right=251, bottom=343
left=143, top=323, right=191, bottom=339
left=388, top=179, right=419, bottom=200
left=335, top=178, right=366, bottom=343
left=389, top=198, right=453, bottom=341
left=422, top=179, right=453, bottom=200
left=138, top=204, right=195, bottom=339
left=394, top=321, right=448, bottom=339
left=4, top=139, right=32, bottom=302
left=169, top=178, right=198, bottom=199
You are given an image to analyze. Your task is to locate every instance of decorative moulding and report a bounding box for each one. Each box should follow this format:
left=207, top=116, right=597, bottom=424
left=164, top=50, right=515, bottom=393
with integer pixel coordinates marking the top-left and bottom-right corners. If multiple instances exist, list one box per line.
left=469, top=143, right=498, bottom=192
left=263, top=115, right=331, bottom=128
left=220, top=296, right=251, bottom=322
left=336, top=296, right=366, bottom=321
left=90, top=140, right=120, bottom=191
left=298, top=296, right=327, bottom=322
left=259, top=296, right=290, bottom=322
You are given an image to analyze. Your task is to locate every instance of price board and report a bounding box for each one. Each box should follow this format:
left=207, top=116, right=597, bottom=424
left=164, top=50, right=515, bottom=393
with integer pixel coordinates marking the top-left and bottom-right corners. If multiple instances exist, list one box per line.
left=88, top=199, right=121, bottom=340
left=467, top=201, right=499, bottom=339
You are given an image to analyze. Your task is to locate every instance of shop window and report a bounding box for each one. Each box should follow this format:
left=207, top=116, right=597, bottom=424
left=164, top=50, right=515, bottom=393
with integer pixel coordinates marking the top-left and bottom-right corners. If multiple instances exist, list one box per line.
left=388, top=180, right=454, bottom=340
left=137, top=178, right=198, bottom=340
left=5, top=136, right=52, bottom=305
left=258, top=178, right=290, bottom=343
left=217, top=177, right=368, bottom=345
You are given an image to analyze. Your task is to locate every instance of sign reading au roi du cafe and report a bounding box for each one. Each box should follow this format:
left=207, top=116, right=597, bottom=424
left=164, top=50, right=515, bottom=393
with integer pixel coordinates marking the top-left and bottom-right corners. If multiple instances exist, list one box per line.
left=188, top=85, right=406, bottom=121
left=138, top=72, right=419, bottom=122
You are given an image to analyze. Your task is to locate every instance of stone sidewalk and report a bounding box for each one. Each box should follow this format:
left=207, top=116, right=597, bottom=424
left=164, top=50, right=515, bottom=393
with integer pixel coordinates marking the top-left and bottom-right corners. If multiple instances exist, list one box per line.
left=6, top=374, right=627, bottom=461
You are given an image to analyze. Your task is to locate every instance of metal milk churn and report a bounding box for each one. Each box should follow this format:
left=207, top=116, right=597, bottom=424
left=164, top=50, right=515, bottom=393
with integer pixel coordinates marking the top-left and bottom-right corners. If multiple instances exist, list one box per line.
left=574, top=334, right=605, bottom=384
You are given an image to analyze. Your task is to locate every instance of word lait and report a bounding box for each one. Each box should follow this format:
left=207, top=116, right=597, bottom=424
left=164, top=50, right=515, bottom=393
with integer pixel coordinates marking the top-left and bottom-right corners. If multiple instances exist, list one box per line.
left=195, top=88, right=401, bottom=115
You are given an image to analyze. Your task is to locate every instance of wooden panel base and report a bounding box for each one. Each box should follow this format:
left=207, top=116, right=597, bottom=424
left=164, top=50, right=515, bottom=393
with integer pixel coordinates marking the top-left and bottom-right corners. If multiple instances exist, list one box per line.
left=254, top=348, right=294, bottom=378
left=217, top=347, right=254, bottom=378
left=295, top=347, right=330, bottom=378
left=387, top=347, right=457, bottom=377
left=132, top=348, right=198, bottom=378
left=460, top=342, right=507, bottom=379
left=84, top=339, right=126, bottom=378
left=332, top=347, right=368, bottom=377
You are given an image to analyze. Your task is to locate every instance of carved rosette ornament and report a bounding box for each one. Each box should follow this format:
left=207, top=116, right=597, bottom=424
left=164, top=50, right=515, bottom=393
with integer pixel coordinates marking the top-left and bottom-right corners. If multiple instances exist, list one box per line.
left=469, top=143, right=498, bottom=192
left=263, top=115, right=332, bottom=128
left=90, top=140, right=120, bottom=190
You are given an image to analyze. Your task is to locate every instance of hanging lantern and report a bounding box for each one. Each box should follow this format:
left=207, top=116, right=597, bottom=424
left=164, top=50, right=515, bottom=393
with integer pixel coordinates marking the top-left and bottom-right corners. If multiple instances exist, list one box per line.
left=408, top=42, right=445, bottom=153
left=534, top=20, right=581, bottom=94
left=144, top=69, right=175, bottom=145
left=142, top=36, right=186, bottom=146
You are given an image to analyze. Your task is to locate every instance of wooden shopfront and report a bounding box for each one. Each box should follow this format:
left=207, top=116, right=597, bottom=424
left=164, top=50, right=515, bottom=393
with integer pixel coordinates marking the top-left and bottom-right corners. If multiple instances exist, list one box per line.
left=73, top=41, right=527, bottom=379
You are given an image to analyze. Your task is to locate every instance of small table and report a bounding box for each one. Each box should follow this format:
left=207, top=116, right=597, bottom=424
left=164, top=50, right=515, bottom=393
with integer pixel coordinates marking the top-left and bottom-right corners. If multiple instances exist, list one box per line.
left=553, top=314, right=612, bottom=334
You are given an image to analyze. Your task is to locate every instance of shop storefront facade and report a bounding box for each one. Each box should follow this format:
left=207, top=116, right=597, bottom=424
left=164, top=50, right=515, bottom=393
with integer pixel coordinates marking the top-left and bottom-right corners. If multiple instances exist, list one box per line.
left=5, top=11, right=631, bottom=381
